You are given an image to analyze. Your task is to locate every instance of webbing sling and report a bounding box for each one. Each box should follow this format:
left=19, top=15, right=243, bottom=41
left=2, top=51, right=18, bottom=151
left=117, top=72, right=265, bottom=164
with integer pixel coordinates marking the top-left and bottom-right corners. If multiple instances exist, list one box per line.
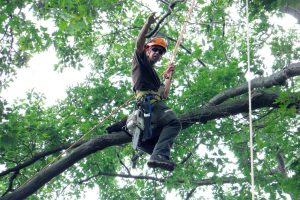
left=140, top=96, right=153, bottom=141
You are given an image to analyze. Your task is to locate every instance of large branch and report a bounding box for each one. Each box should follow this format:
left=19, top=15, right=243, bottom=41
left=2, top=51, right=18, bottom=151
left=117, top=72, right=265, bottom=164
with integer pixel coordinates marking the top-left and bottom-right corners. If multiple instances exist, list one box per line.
left=208, top=63, right=300, bottom=105
left=180, top=91, right=283, bottom=129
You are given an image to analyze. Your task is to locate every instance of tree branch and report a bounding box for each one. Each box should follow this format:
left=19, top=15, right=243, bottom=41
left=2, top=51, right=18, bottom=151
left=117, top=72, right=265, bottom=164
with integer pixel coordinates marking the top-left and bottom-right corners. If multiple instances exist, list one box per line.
left=146, top=0, right=185, bottom=38
left=180, top=91, right=284, bottom=129
left=76, top=171, right=164, bottom=184
left=185, top=186, right=198, bottom=200
left=0, top=133, right=131, bottom=200
left=276, top=149, right=287, bottom=176
left=158, top=0, right=169, bottom=5
left=208, top=62, right=300, bottom=105
left=117, top=153, right=131, bottom=175
left=0, top=141, right=86, bottom=177
left=1, top=171, right=19, bottom=197
left=180, top=142, right=201, bottom=164
left=76, top=171, right=243, bottom=187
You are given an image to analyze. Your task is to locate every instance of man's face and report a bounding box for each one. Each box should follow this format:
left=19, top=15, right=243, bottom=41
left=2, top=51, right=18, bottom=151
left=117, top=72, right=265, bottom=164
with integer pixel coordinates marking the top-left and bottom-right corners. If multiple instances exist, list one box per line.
left=146, top=45, right=165, bottom=64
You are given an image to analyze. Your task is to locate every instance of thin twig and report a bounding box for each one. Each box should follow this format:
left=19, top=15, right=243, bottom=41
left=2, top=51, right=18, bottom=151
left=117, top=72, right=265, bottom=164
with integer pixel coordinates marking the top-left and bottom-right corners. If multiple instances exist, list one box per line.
left=1, top=170, right=19, bottom=197
left=146, top=0, right=185, bottom=38
left=117, top=153, right=131, bottom=175
left=185, top=186, right=198, bottom=200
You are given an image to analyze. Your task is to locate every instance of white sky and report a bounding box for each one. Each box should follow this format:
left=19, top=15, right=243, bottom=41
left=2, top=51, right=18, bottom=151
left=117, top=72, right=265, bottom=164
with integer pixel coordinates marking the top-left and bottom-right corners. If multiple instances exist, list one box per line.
left=1, top=46, right=91, bottom=106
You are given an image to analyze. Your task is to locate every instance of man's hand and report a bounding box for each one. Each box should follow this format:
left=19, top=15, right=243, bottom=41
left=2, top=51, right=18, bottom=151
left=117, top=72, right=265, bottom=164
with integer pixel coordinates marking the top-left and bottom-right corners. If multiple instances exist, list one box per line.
left=162, top=63, right=175, bottom=99
left=147, top=12, right=157, bottom=25
left=164, top=63, right=175, bottom=79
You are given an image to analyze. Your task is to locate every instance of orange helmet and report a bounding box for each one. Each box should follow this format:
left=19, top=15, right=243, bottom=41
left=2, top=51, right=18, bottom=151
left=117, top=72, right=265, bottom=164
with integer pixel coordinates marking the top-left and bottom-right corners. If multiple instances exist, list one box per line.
left=146, top=37, right=168, bottom=52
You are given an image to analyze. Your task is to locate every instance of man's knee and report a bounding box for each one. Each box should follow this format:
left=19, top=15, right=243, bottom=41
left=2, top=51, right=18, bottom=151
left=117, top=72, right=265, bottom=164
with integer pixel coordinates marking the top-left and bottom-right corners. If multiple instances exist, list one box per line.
left=169, top=118, right=182, bottom=133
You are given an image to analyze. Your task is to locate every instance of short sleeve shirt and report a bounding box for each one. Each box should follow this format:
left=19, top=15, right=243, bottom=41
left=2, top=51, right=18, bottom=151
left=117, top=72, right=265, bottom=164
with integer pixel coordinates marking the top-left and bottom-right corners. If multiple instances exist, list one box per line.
left=132, top=50, right=161, bottom=91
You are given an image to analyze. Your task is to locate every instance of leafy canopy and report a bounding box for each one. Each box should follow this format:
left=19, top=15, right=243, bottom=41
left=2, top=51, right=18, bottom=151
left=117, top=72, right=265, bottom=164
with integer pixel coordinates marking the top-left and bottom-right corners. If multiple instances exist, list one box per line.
left=0, top=0, right=300, bottom=199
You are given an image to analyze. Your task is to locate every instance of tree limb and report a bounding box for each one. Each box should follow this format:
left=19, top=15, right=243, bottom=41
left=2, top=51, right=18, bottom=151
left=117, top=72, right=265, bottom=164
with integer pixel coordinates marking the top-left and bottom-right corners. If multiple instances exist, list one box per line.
left=76, top=171, right=164, bottom=184
left=208, top=62, right=300, bottom=105
left=117, top=153, right=131, bottom=175
left=276, top=150, right=286, bottom=176
left=0, top=141, right=86, bottom=177
left=180, top=142, right=201, bottom=164
left=180, top=91, right=284, bottom=129
left=76, top=171, right=242, bottom=187
left=146, top=0, right=185, bottom=38
left=185, top=186, right=198, bottom=200
left=1, top=171, right=19, bottom=197
left=0, top=133, right=131, bottom=200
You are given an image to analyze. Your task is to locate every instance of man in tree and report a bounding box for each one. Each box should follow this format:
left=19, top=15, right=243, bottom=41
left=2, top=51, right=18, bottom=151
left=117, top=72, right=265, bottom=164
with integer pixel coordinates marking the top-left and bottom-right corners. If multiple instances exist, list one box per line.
left=131, top=13, right=182, bottom=171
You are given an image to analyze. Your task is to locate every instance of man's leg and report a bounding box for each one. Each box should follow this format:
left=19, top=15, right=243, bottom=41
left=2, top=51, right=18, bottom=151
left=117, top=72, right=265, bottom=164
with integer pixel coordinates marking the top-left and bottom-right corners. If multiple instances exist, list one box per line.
left=138, top=136, right=158, bottom=155
left=147, top=101, right=181, bottom=171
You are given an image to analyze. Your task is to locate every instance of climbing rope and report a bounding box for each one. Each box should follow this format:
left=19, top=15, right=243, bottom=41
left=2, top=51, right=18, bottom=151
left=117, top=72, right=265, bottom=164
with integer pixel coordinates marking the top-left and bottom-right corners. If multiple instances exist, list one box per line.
left=14, top=0, right=198, bottom=193
left=169, top=0, right=197, bottom=64
left=245, top=0, right=255, bottom=199
left=47, top=97, right=135, bottom=166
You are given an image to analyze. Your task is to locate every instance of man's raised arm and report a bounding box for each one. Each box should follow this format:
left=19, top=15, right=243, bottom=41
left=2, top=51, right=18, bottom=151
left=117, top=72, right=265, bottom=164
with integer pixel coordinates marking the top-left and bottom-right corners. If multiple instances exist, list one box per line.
left=135, top=13, right=157, bottom=53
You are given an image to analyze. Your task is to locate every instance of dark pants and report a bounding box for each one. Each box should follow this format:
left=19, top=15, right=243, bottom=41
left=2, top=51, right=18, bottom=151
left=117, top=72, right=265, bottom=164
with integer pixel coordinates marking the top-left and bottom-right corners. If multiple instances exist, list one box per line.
left=138, top=101, right=181, bottom=158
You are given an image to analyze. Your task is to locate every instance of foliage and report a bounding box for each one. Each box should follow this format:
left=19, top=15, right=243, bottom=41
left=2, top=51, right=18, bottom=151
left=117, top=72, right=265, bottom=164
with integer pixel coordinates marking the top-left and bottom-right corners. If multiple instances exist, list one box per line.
left=0, top=0, right=300, bottom=199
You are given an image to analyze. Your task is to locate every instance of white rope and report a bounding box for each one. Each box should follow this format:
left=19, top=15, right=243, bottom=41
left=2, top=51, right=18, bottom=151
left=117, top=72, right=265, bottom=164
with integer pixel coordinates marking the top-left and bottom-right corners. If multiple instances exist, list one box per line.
left=245, top=0, right=255, bottom=199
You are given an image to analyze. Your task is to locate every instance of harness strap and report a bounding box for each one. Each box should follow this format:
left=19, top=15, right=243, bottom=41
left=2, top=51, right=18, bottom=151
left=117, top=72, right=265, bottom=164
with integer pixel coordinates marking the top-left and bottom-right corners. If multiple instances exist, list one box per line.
left=141, top=96, right=153, bottom=141
left=135, top=90, right=162, bottom=104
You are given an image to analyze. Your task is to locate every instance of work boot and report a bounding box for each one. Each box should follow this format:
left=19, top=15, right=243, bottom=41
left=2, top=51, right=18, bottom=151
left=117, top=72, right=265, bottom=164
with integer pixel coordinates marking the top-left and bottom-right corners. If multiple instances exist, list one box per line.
left=147, top=155, right=175, bottom=171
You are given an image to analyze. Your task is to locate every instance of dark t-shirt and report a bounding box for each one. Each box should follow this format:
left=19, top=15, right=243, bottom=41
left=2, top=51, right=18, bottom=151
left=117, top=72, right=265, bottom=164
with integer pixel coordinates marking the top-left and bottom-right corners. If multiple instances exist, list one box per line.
left=132, top=50, right=161, bottom=91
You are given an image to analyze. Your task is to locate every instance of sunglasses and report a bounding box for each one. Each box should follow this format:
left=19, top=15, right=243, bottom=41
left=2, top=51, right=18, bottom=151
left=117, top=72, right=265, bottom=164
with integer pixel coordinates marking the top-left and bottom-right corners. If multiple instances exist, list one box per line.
left=151, top=47, right=165, bottom=55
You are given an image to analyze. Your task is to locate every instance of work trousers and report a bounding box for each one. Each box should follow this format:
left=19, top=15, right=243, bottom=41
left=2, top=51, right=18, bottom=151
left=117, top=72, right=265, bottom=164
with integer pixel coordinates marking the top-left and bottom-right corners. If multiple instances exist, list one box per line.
left=138, top=101, right=181, bottom=158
